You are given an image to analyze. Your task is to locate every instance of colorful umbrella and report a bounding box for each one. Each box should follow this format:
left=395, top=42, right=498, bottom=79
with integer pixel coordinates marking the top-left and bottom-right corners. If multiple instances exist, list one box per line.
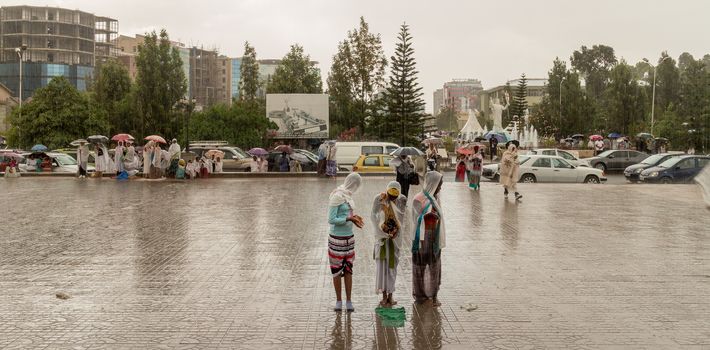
left=87, top=135, right=109, bottom=144
left=31, top=144, right=48, bottom=152
left=608, top=132, right=623, bottom=139
left=456, top=147, right=473, bottom=155
left=247, top=147, right=268, bottom=156
left=589, top=135, right=603, bottom=141
left=390, top=147, right=425, bottom=157
left=484, top=131, right=507, bottom=143
left=144, top=135, right=167, bottom=144
left=112, top=133, right=135, bottom=142
left=0, top=152, right=24, bottom=160
left=422, top=137, right=444, bottom=146
left=274, top=145, right=293, bottom=154
left=204, top=149, right=225, bottom=158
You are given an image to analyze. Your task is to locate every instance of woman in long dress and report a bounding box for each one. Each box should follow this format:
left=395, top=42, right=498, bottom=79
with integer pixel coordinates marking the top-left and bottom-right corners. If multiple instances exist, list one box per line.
left=499, top=143, right=522, bottom=200
left=150, top=144, right=162, bottom=179
left=467, top=146, right=483, bottom=190
left=142, top=141, right=153, bottom=178
left=371, top=181, right=407, bottom=307
left=95, top=143, right=110, bottom=178
left=327, top=173, right=364, bottom=312
left=325, top=143, right=338, bottom=177
left=455, top=155, right=466, bottom=182
left=391, top=155, right=415, bottom=198
left=411, top=171, right=446, bottom=306
left=114, top=141, right=125, bottom=174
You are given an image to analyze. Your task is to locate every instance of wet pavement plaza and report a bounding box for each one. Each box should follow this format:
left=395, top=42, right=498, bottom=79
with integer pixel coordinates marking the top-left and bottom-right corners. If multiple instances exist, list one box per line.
left=1, top=177, right=709, bottom=349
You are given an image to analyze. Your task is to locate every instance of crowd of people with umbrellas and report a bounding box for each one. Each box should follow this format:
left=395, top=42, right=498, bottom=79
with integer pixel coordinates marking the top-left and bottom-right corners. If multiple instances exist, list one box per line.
left=559, top=132, right=676, bottom=155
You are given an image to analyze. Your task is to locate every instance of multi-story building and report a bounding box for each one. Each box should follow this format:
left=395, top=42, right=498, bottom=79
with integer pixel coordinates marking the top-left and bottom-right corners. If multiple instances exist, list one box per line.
left=0, top=5, right=118, bottom=99
left=479, top=78, right=547, bottom=118
left=230, top=57, right=241, bottom=100
left=442, top=79, right=484, bottom=113
left=432, top=88, right=443, bottom=116
left=0, top=82, right=17, bottom=133
left=216, top=56, right=231, bottom=105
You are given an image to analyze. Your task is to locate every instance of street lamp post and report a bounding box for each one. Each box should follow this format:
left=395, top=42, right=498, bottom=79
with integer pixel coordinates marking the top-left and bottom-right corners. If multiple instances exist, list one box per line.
left=651, top=56, right=670, bottom=135
left=15, top=44, right=27, bottom=146
left=559, top=78, right=563, bottom=136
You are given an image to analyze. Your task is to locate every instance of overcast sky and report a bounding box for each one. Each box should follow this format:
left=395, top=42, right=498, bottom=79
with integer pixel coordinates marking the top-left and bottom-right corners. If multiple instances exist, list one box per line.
left=11, top=0, right=710, bottom=112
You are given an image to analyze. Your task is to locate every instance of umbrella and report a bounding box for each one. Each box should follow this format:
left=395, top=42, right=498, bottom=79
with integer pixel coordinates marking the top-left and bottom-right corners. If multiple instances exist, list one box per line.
left=274, top=145, right=293, bottom=154
left=422, top=137, right=444, bottom=146
left=589, top=135, right=603, bottom=141
left=290, top=152, right=309, bottom=163
left=28, top=151, right=48, bottom=159
left=571, top=134, right=585, bottom=139
left=205, top=149, right=225, bottom=158
left=505, top=140, right=520, bottom=148
left=31, top=144, right=48, bottom=152
left=456, top=147, right=473, bottom=156
left=564, top=137, right=575, bottom=142
left=608, top=132, right=623, bottom=139
left=484, top=131, right=507, bottom=143
left=87, top=135, right=109, bottom=144
left=0, top=152, right=24, bottom=160
left=390, top=147, right=425, bottom=157
left=70, top=139, right=87, bottom=147
left=112, top=133, right=135, bottom=142
left=655, top=137, right=669, bottom=143
left=636, top=132, right=654, bottom=140
left=247, top=147, right=268, bottom=156
left=144, top=135, right=167, bottom=144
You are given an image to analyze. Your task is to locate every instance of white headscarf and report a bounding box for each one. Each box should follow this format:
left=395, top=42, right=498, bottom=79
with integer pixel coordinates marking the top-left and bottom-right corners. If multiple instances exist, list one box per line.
left=328, top=172, right=362, bottom=208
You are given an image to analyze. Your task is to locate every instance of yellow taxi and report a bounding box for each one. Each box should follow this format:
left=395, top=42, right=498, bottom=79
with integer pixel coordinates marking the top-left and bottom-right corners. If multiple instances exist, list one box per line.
left=352, top=154, right=394, bottom=173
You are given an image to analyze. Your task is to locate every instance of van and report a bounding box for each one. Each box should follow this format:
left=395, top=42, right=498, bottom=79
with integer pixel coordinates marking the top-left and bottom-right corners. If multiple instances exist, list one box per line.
left=335, top=142, right=399, bottom=170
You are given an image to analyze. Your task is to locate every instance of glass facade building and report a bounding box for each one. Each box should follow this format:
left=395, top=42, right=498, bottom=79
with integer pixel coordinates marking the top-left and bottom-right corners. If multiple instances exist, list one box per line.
left=230, top=58, right=241, bottom=100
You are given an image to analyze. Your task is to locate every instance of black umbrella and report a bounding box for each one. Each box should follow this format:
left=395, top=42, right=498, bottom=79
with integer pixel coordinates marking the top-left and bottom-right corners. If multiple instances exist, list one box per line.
left=505, top=140, right=520, bottom=148
left=390, top=147, right=425, bottom=157
left=87, top=135, right=109, bottom=144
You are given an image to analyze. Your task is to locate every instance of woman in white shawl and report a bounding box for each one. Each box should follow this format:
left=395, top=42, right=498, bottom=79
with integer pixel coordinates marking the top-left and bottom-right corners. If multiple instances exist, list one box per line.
left=114, top=141, right=125, bottom=173
left=325, top=142, right=338, bottom=177
left=327, top=172, right=364, bottom=312
left=150, top=144, right=162, bottom=179
left=499, top=143, right=522, bottom=200
left=94, top=143, right=110, bottom=178
left=411, top=171, right=446, bottom=306
left=371, top=181, right=407, bottom=307
left=142, top=141, right=153, bottom=178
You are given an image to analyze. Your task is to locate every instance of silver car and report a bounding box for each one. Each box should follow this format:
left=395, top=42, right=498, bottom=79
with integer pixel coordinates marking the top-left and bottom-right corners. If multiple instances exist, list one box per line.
left=483, top=155, right=606, bottom=183
left=526, top=149, right=590, bottom=167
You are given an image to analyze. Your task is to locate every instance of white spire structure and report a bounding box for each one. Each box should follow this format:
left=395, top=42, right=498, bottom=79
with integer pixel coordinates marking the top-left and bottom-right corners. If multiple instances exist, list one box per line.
left=460, top=109, right=485, bottom=141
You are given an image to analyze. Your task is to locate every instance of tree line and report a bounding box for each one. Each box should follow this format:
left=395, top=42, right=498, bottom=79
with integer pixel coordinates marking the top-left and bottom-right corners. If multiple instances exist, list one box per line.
left=531, top=45, right=709, bottom=152
left=5, top=17, right=428, bottom=149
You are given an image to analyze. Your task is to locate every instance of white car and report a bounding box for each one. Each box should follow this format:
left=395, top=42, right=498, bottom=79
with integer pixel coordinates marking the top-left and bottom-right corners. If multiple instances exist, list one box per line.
left=335, top=141, right=400, bottom=170
left=19, top=152, right=93, bottom=173
left=526, top=149, right=590, bottom=167
left=483, top=155, right=606, bottom=183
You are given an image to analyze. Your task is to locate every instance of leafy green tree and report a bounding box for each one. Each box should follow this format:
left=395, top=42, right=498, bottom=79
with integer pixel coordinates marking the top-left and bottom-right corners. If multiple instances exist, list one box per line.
left=377, top=23, right=425, bottom=146
left=267, top=44, right=322, bottom=94
left=676, top=57, right=709, bottom=151
left=92, top=59, right=132, bottom=135
left=327, top=16, right=387, bottom=136
left=239, top=41, right=260, bottom=101
left=135, top=29, right=187, bottom=139
left=435, top=106, right=458, bottom=132
left=510, top=73, right=528, bottom=120
left=603, top=61, right=648, bottom=135
left=653, top=52, right=681, bottom=113
left=7, top=77, right=108, bottom=149
left=189, top=100, right=276, bottom=148
left=570, top=44, right=617, bottom=100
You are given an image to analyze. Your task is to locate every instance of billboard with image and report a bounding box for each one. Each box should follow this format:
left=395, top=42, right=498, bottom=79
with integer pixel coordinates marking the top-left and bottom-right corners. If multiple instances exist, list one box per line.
left=266, top=94, right=329, bottom=139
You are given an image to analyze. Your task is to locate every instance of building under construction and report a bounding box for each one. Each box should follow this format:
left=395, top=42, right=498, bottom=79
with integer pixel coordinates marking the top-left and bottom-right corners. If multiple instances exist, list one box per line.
left=0, top=5, right=118, bottom=98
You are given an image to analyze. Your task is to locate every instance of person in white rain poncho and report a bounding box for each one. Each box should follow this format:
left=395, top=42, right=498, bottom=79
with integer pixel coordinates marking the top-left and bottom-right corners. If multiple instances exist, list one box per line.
left=410, top=171, right=446, bottom=306
left=371, top=181, right=407, bottom=307
left=114, top=141, right=125, bottom=173
left=94, top=143, right=110, bottom=178
left=142, top=141, right=153, bottom=178
left=150, top=143, right=162, bottom=179
left=76, top=140, right=89, bottom=178
left=167, top=139, right=181, bottom=178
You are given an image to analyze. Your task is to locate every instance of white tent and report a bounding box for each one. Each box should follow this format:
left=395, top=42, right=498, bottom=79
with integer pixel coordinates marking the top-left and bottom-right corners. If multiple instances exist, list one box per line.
left=459, top=110, right=485, bottom=141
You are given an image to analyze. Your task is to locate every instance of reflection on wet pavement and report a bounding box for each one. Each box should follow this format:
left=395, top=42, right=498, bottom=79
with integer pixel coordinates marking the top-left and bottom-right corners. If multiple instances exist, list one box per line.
left=0, top=178, right=708, bottom=349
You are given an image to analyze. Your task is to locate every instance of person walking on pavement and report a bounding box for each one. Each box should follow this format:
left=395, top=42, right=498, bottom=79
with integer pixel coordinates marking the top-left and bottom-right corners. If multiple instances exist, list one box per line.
left=467, top=146, right=483, bottom=190
left=391, top=154, right=415, bottom=198
left=499, top=143, right=522, bottom=200
left=327, top=173, right=364, bottom=312
left=325, top=142, right=338, bottom=177
left=490, top=138, right=498, bottom=161
left=371, top=181, right=407, bottom=308
left=411, top=171, right=446, bottom=306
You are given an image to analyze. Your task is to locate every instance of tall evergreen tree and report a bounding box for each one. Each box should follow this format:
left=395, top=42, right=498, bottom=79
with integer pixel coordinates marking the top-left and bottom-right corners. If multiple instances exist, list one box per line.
left=239, top=41, right=260, bottom=101
left=511, top=73, right=528, bottom=120
left=379, top=23, right=425, bottom=146
left=267, top=44, right=322, bottom=94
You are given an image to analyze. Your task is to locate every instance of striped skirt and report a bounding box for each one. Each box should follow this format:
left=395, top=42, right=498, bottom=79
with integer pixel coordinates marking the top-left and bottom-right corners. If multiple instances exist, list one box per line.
left=328, top=235, right=355, bottom=277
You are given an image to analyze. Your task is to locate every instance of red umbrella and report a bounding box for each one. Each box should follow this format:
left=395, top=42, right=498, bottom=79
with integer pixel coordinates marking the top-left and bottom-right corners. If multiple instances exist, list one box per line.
left=112, top=133, right=135, bottom=142
left=274, top=145, right=293, bottom=154
left=589, top=135, right=603, bottom=141
left=144, top=135, right=167, bottom=144
left=456, top=147, right=473, bottom=155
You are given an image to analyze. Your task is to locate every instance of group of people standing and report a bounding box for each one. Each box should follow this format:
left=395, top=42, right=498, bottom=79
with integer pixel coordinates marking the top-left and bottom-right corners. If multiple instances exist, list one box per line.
left=317, top=141, right=338, bottom=177
left=327, top=170, right=446, bottom=312
left=455, top=145, right=484, bottom=190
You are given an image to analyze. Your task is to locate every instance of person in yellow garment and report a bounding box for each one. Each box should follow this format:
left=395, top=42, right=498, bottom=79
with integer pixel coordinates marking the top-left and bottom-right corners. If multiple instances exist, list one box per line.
left=371, top=181, right=407, bottom=307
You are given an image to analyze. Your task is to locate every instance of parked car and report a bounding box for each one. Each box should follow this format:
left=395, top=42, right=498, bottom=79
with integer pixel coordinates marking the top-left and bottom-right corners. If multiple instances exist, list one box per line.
left=266, top=152, right=318, bottom=172
left=482, top=155, right=530, bottom=181
left=18, top=152, right=94, bottom=173
left=586, top=150, right=649, bottom=172
left=190, top=144, right=251, bottom=171
left=483, top=155, right=605, bottom=183
left=352, top=154, right=394, bottom=173
left=335, top=142, right=400, bottom=170
left=623, top=152, right=684, bottom=182
left=526, top=149, right=590, bottom=167
left=639, top=155, right=710, bottom=184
